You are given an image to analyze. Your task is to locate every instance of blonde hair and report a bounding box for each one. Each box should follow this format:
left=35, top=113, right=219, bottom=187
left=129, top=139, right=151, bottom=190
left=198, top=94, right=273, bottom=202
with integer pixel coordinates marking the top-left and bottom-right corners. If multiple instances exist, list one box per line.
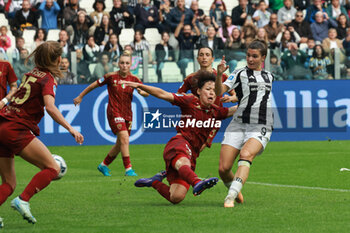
left=119, top=50, right=132, bottom=61
left=27, top=41, right=63, bottom=78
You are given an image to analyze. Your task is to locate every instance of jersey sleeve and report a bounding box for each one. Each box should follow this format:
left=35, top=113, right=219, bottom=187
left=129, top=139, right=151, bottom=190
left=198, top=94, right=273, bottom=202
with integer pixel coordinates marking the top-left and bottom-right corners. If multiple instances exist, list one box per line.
left=97, top=74, right=109, bottom=86
left=223, top=69, right=240, bottom=92
left=6, top=63, right=17, bottom=84
left=177, top=77, right=191, bottom=93
left=215, top=107, right=229, bottom=120
left=171, top=93, right=193, bottom=107
left=41, top=76, right=56, bottom=97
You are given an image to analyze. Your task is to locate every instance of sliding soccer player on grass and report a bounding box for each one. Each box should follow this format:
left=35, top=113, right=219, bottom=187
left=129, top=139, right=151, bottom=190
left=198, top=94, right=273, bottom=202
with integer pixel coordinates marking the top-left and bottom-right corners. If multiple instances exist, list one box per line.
left=123, top=71, right=237, bottom=204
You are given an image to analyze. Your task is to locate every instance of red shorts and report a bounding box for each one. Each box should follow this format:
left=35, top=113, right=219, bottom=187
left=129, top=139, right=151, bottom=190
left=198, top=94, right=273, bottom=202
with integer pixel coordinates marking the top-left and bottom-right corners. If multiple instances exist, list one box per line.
left=163, top=135, right=199, bottom=190
left=107, top=114, right=132, bottom=135
left=0, top=118, right=35, bottom=158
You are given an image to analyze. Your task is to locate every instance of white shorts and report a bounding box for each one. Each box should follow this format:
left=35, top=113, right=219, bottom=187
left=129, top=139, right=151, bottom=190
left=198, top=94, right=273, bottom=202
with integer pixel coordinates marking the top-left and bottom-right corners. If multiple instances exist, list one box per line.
left=222, top=119, right=272, bottom=154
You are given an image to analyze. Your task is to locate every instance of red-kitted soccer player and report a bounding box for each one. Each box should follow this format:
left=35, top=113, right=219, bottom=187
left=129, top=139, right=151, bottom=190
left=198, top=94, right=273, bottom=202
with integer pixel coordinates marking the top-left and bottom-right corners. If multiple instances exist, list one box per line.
left=125, top=71, right=237, bottom=204
left=0, top=42, right=84, bottom=225
left=177, top=46, right=237, bottom=148
left=0, top=59, right=17, bottom=110
left=74, top=51, right=149, bottom=177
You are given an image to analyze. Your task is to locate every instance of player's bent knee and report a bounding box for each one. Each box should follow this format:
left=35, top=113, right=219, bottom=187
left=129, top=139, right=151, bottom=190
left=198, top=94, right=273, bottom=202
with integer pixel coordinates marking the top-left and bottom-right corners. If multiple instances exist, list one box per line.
left=170, top=193, right=185, bottom=204
left=239, top=150, right=254, bottom=162
left=218, top=164, right=232, bottom=176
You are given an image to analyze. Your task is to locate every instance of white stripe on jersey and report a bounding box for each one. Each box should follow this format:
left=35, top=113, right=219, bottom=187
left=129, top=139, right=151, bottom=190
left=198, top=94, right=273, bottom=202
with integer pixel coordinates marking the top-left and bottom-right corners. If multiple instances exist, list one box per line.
left=224, top=66, right=274, bottom=126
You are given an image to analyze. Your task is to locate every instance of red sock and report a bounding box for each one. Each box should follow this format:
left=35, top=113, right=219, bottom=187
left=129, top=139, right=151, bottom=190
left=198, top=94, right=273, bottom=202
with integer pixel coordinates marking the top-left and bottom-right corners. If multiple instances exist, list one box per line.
left=152, top=180, right=173, bottom=203
left=178, top=165, right=201, bottom=187
left=122, top=156, right=132, bottom=169
left=0, top=183, right=13, bottom=205
left=103, top=154, right=116, bottom=166
left=20, top=168, right=58, bottom=202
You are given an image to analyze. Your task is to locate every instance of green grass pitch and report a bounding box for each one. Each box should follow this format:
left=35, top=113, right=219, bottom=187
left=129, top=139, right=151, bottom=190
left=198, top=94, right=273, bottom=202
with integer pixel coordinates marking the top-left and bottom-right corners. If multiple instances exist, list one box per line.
left=1, top=140, right=350, bottom=233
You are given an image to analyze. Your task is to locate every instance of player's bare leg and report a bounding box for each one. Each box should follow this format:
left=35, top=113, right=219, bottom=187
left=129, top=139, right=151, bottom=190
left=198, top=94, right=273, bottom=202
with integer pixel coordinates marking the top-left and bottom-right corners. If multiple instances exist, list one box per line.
left=0, top=158, right=16, bottom=206
left=98, top=137, right=121, bottom=176
left=169, top=183, right=188, bottom=204
left=12, top=138, right=60, bottom=223
left=174, top=157, right=219, bottom=196
left=218, top=145, right=244, bottom=204
left=118, top=130, right=137, bottom=176
left=224, top=138, right=262, bottom=208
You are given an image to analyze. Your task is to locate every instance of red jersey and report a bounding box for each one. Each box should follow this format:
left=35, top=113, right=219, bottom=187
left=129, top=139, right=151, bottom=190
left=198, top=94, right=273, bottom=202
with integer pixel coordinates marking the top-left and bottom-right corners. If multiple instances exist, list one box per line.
left=172, top=94, right=228, bottom=154
left=0, top=68, right=56, bottom=136
left=177, top=68, right=228, bottom=106
left=0, top=60, right=17, bottom=99
left=97, top=71, right=142, bottom=121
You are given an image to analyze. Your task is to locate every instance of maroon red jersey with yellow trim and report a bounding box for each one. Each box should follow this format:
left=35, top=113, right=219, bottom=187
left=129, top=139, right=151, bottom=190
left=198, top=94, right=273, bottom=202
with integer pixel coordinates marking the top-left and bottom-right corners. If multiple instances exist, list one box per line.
left=97, top=71, right=142, bottom=121
left=0, top=60, right=17, bottom=99
left=0, top=68, right=56, bottom=136
left=172, top=93, right=228, bottom=154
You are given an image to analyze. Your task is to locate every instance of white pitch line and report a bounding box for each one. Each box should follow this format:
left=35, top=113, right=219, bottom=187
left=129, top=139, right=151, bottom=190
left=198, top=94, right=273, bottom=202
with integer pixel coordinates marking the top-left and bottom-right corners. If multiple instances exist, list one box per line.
left=246, top=181, right=350, bottom=193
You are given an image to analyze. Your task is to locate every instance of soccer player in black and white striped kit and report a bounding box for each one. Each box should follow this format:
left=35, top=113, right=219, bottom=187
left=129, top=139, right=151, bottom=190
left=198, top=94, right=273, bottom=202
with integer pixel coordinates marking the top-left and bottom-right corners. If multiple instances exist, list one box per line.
left=215, top=40, right=274, bottom=208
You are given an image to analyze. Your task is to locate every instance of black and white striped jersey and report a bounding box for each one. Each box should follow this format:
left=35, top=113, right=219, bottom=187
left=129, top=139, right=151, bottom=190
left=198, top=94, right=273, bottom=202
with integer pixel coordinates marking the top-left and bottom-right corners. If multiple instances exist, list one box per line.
left=223, top=66, right=274, bottom=126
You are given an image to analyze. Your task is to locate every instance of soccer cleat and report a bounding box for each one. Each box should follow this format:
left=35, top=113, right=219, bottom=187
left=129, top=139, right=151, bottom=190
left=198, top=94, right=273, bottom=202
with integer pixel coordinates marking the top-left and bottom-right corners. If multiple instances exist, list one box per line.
left=97, top=164, right=111, bottom=176
left=235, top=192, right=244, bottom=204
left=193, top=177, right=219, bottom=196
left=11, top=197, right=37, bottom=224
left=0, top=217, right=3, bottom=228
left=125, top=169, right=138, bottom=176
left=134, top=170, right=167, bottom=187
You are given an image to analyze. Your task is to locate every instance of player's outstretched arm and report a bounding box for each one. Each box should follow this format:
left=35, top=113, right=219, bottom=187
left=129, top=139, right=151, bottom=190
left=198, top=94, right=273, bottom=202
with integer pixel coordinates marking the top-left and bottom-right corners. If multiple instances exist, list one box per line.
left=123, top=81, right=174, bottom=102
left=44, top=95, right=84, bottom=144
left=73, top=81, right=99, bottom=106
left=227, top=105, right=238, bottom=118
left=215, top=56, right=230, bottom=96
left=136, top=88, right=150, bottom=97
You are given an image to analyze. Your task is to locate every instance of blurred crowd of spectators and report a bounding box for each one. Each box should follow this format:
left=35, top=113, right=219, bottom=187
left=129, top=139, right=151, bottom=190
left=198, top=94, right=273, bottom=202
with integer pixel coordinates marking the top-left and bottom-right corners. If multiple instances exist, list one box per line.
left=1, top=0, right=350, bottom=83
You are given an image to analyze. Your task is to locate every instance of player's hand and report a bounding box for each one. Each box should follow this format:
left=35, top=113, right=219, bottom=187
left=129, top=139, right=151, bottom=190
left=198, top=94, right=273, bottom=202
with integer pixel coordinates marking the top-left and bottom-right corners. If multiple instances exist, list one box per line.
left=73, top=96, right=82, bottom=106
left=0, top=100, right=5, bottom=109
left=217, top=56, right=229, bottom=75
left=220, top=95, right=235, bottom=103
left=69, top=128, right=84, bottom=145
left=120, top=80, right=140, bottom=89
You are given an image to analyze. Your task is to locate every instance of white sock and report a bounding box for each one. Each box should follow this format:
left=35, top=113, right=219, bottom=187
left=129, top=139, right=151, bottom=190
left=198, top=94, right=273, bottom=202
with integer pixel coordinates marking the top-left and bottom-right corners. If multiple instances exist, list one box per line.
left=101, top=162, right=107, bottom=167
left=125, top=167, right=132, bottom=172
left=228, top=180, right=243, bottom=199
left=224, top=181, right=232, bottom=189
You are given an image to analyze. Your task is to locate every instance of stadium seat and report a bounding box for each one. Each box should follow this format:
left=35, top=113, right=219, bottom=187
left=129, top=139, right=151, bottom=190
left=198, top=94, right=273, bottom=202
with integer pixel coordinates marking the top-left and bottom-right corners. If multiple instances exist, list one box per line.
left=79, top=1, right=94, bottom=14
left=89, top=63, right=97, bottom=75
left=47, top=29, right=61, bottom=41
left=0, top=13, right=8, bottom=28
left=7, top=30, right=16, bottom=50
left=119, top=28, right=135, bottom=47
left=144, top=28, right=161, bottom=52
left=198, top=0, right=212, bottom=16
left=105, top=0, right=113, bottom=12
left=223, top=0, right=238, bottom=15
left=22, top=29, right=37, bottom=50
